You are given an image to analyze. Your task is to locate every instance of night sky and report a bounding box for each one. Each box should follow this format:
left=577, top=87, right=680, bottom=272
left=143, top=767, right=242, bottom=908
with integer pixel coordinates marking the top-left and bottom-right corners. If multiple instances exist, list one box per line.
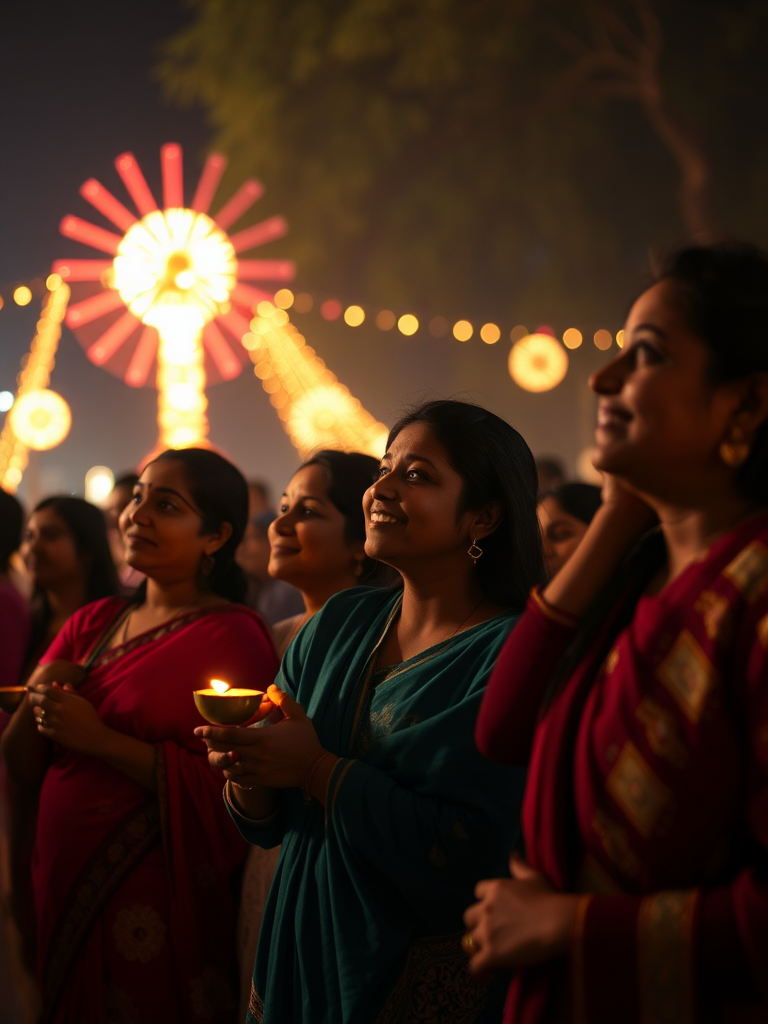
left=0, top=0, right=621, bottom=505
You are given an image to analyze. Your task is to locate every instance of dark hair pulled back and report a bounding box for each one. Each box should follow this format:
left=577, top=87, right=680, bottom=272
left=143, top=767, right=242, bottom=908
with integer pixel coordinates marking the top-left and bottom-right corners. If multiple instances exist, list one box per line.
left=149, top=448, right=249, bottom=603
left=543, top=483, right=602, bottom=526
left=387, top=400, right=545, bottom=609
left=299, top=449, right=384, bottom=584
left=657, top=241, right=768, bottom=506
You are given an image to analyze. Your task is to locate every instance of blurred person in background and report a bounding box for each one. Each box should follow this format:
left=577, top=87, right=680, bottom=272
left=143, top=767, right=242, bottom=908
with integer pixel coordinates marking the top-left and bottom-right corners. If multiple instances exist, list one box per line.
left=2, top=449, right=277, bottom=1024
left=236, top=511, right=304, bottom=626
left=103, top=473, right=143, bottom=591
left=0, top=489, right=31, bottom=688
left=247, top=479, right=273, bottom=518
left=534, top=454, right=566, bottom=498
left=538, top=482, right=602, bottom=577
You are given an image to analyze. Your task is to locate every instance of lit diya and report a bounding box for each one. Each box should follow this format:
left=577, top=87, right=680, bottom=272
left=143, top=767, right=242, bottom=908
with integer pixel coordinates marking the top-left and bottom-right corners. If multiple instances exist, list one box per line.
left=0, top=687, right=26, bottom=714
left=193, top=679, right=264, bottom=726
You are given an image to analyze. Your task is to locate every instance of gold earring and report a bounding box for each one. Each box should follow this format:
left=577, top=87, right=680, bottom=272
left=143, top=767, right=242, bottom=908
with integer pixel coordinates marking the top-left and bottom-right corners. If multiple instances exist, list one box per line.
left=468, top=539, right=483, bottom=564
left=719, top=430, right=750, bottom=468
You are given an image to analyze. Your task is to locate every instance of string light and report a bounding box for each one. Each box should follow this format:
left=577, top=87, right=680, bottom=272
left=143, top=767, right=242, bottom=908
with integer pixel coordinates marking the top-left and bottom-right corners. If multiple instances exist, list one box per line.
left=9, top=389, right=72, bottom=451
left=343, top=305, right=365, bottom=327
left=247, top=302, right=387, bottom=458
left=616, top=330, right=625, bottom=348
left=594, top=329, right=613, bottom=351
left=508, top=332, right=569, bottom=393
left=397, top=314, right=419, bottom=336
left=13, top=286, right=32, bottom=306
left=480, top=323, right=500, bottom=344
left=453, top=320, right=473, bottom=342
left=0, top=282, right=70, bottom=492
left=563, top=328, right=582, bottom=349
left=376, top=310, right=396, bottom=330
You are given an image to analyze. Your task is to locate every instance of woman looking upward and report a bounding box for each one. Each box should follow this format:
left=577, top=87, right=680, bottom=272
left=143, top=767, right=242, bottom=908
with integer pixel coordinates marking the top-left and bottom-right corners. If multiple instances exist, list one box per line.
left=2, top=449, right=278, bottom=1024
left=468, top=243, right=768, bottom=1023
left=199, top=399, right=543, bottom=1024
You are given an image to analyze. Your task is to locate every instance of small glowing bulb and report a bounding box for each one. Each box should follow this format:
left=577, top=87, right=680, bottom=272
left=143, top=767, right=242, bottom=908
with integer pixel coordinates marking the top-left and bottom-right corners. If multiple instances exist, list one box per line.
left=480, top=323, right=500, bottom=344
left=13, top=286, right=32, bottom=306
left=210, top=679, right=230, bottom=694
left=397, top=314, right=419, bottom=336
left=563, top=328, right=582, bottom=350
left=344, top=305, right=365, bottom=327
left=616, top=330, right=625, bottom=348
left=453, top=320, right=473, bottom=342
left=594, top=329, right=613, bottom=351
left=84, top=466, right=115, bottom=506
left=274, top=288, right=294, bottom=309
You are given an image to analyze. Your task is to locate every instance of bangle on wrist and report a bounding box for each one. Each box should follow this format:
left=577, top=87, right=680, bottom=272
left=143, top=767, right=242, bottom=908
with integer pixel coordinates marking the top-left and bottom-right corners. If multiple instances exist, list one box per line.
left=302, top=750, right=333, bottom=802
left=224, top=779, right=278, bottom=823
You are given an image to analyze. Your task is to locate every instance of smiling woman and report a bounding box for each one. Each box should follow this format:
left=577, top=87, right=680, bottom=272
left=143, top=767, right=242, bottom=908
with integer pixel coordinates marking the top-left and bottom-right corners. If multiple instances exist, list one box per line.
left=197, top=400, right=544, bottom=1024
left=471, top=243, right=768, bottom=1024
left=1, top=448, right=278, bottom=1024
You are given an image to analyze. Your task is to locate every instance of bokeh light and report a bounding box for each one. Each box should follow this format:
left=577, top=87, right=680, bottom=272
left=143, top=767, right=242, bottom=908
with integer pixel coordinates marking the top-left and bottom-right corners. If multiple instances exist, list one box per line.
left=397, top=314, right=419, bottom=336
left=510, top=324, right=528, bottom=343
left=594, top=329, right=613, bottom=350
left=344, top=305, right=365, bottom=327
left=0, top=392, right=14, bottom=413
left=563, top=328, right=582, bottom=349
left=508, top=333, right=568, bottom=393
left=480, top=323, right=500, bottom=344
left=274, top=288, right=294, bottom=309
left=8, top=389, right=71, bottom=451
left=85, top=466, right=115, bottom=505
left=375, top=310, right=396, bottom=330
left=13, top=287, right=32, bottom=307
left=616, top=330, right=625, bottom=348
left=46, top=274, right=63, bottom=292
left=292, top=293, right=313, bottom=313
left=320, top=299, right=342, bottom=321
left=453, top=320, right=473, bottom=342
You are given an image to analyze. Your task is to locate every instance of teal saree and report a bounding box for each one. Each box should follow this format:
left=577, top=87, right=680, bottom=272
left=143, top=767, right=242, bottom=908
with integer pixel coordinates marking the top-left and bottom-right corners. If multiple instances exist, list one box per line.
left=228, top=587, right=525, bottom=1024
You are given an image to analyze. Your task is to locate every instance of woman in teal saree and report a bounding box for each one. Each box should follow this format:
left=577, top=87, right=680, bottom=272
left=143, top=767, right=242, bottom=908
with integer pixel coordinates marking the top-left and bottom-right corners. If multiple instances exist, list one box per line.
left=198, top=400, right=545, bottom=1024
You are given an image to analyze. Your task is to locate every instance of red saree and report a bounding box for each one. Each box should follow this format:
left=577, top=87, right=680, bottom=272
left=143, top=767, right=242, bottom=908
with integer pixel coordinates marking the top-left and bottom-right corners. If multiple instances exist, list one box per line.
left=33, top=597, right=278, bottom=1024
left=477, top=513, right=768, bottom=1024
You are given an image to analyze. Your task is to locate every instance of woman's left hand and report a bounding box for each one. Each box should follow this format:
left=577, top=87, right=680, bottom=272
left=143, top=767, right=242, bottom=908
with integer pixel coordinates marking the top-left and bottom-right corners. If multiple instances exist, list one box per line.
left=195, top=684, right=325, bottom=789
left=463, top=854, right=581, bottom=973
left=27, top=682, right=110, bottom=757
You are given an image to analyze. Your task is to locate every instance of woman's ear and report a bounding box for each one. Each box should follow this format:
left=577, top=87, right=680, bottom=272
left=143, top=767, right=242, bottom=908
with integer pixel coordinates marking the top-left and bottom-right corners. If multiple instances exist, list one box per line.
left=204, top=521, right=234, bottom=556
left=470, top=501, right=503, bottom=541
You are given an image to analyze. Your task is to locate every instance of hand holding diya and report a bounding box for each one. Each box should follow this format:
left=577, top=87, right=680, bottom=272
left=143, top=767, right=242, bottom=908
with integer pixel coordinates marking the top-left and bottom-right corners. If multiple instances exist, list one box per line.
left=0, top=687, right=26, bottom=714
left=193, top=679, right=265, bottom=726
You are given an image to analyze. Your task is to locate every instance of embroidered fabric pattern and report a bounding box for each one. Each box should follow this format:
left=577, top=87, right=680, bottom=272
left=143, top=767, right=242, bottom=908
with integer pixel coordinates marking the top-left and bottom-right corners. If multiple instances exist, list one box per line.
left=637, top=890, right=698, bottom=1024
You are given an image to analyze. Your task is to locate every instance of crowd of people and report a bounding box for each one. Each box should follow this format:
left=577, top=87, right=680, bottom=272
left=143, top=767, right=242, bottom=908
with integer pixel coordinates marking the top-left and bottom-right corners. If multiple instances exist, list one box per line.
left=0, top=241, right=766, bottom=1024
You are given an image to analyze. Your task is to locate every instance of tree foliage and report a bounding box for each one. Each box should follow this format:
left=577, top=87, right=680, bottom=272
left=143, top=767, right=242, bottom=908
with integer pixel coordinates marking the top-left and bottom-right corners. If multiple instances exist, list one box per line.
left=158, top=0, right=768, bottom=324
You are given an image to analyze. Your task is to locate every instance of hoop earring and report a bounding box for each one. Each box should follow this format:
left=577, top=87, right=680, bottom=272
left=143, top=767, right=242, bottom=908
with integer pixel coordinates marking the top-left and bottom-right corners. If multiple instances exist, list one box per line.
left=468, top=539, right=483, bottom=565
left=201, top=553, right=215, bottom=577
left=719, top=434, right=750, bottom=468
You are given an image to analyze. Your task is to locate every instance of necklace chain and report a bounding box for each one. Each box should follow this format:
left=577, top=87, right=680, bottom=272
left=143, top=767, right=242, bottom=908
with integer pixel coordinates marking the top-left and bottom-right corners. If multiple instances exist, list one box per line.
left=121, top=595, right=206, bottom=645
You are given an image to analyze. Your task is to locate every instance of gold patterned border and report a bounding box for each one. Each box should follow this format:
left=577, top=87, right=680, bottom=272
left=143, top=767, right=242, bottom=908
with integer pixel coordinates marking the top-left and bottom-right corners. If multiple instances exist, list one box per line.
left=637, top=890, right=698, bottom=1024
left=41, top=801, right=161, bottom=1023
left=247, top=981, right=264, bottom=1023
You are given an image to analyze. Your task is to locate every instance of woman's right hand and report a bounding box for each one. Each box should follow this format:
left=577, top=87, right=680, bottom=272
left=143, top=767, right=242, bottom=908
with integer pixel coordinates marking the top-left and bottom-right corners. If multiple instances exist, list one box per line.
left=599, top=472, right=657, bottom=529
left=27, top=659, right=86, bottom=691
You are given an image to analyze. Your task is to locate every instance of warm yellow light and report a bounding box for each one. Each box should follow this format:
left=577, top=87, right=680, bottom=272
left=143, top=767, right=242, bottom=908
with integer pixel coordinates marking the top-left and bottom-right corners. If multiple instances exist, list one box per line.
left=563, top=328, right=582, bottom=349
left=510, top=324, right=528, bottom=343
left=480, top=323, right=500, bottom=344
left=8, top=389, right=71, bottom=450
left=376, top=310, right=396, bottom=331
left=13, top=287, right=32, bottom=307
left=453, top=320, right=473, bottom=342
left=210, top=679, right=230, bottom=694
left=616, top=329, right=625, bottom=349
left=257, top=300, right=275, bottom=318
left=594, top=329, right=613, bottom=351
left=85, top=466, right=115, bottom=505
left=5, top=467, right=22, bottom=487
left=397, top=314, right=419, bottom=336
left=292, top=292, right=313, bottom=313
left=344, top=305, right=365, bottom=327
left=508, top=334, right=568, bottom=393
left=274, top=288, right=294, bottom=309
left=46, top=274, right=63, bottom=291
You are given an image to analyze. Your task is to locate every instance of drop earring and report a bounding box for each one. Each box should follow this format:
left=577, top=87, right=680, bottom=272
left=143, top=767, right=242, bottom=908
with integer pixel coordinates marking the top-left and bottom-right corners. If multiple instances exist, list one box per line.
left=719, top=429, right=750, bottom=468
left=467, top=539, right=483, bottom=565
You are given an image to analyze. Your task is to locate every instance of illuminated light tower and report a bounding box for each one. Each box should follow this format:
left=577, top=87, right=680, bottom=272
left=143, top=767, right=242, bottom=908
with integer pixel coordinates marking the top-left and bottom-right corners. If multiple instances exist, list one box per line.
left=246, top=303, right=388, bottom=458
left=54, top=144, right=295, bottom=452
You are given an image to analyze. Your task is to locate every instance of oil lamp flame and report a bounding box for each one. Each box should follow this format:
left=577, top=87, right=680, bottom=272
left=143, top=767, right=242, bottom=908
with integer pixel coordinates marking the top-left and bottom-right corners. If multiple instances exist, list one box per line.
left=210, top=679, right=230, bottom=694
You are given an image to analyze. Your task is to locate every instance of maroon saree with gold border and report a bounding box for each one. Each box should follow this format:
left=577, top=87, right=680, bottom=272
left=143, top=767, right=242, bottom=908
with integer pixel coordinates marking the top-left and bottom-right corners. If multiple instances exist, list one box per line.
left=477, top=513, right=768, bottom=1024
left=33, top=597, right=278, bottom=1024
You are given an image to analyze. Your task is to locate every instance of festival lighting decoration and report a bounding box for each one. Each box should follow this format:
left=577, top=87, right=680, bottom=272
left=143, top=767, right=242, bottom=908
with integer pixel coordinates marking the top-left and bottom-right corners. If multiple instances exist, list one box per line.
left=85, top=465, right=115, bottom=505
left=247, top=301, right=388, bottom=458
left=9, top=390, right=72, bottom=452
left=508, top=329, right=569, bottom=393
left=0, top=281, right=70, bottom=492
left=53, top=144, right=296, bottom=452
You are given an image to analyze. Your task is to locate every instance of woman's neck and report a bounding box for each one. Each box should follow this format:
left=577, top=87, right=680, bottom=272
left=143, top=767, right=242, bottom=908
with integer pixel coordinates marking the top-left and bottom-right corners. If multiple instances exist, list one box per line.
left=299, top=574, right=359, bottom=616
left=143, top=577, right=209, bottom=613
left=650, top=491, right=757, bottom=584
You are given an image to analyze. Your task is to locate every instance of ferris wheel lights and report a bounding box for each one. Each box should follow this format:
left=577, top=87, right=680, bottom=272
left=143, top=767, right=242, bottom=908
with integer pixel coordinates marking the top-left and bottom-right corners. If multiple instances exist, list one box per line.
left=229, top=215, right=287, bottom=254
left=0, top=392, right=14, bottom=412
left=88, top=311, right=141, bottom=366
left=191, top=153, right=228, bottom=214
left=214, top=179, right=264, bottom=230
left=13, top=287, right=32, bottom=306
left=114, top=152, right=158, bottom=217
left=61, top=215, right=121, bottom=255
left=161, top=144, right=184, bottom=210
left=80, top=178, right=137, bottom=233
left=453, top=320, right=472, bottom=341
left=174, top=270, right=196, bottom=290
left=480, top=323, right=500, bottom=344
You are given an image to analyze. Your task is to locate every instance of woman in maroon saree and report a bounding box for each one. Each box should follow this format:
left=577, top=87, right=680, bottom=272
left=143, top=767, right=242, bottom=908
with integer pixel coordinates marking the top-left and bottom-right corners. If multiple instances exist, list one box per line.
left=2, top=449, right=278, bottom=1024
left=466, top=243, right=768, bottom=1023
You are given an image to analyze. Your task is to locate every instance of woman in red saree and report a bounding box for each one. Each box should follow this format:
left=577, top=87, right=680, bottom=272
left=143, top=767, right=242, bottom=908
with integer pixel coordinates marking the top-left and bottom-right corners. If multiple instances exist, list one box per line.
left=2, top=449, right=278, bottom=1024
left=466, top=243, right=768, bottom=1023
